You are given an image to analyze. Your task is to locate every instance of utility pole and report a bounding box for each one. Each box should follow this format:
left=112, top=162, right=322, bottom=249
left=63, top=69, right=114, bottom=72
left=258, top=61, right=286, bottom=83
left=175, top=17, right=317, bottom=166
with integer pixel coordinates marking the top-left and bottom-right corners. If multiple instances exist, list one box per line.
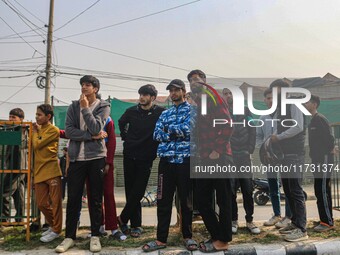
left=51, top=95, right=54, bottom=124
left=44, top=0, right=54, bottom=104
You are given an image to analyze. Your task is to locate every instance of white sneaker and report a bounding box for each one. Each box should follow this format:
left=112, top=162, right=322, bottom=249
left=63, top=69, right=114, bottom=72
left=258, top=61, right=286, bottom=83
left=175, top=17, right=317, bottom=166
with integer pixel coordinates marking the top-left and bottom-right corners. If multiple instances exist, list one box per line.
left=90, top=236, right=102, bottom=252
left=264, top=215, right=281, bottom=226
left=55, top=238, right=75, bottom=253
left=247, top=222, right=261, bottom=234
left=40, top=231, right=59, bottom=243
left=41, top=227, right=52, bottom=236
left=232, top=220, right=238, bottom=234
left=275, top=217, right=291, bottom=229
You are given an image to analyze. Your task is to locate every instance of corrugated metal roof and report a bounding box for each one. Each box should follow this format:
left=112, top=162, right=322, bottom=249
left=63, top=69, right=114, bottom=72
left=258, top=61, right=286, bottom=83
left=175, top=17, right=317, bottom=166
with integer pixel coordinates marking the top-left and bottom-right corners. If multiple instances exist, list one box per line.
left=292, top=77, right=325, bottom=88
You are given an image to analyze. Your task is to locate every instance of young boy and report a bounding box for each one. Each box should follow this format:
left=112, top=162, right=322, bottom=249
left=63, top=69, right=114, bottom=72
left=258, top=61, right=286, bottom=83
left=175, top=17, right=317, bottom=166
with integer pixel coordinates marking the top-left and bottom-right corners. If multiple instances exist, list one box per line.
left=32, top=104, right=62, bottom=242
left=56, top=75, right=110, bottom=253
left=2, top=108, right=26, bottom=222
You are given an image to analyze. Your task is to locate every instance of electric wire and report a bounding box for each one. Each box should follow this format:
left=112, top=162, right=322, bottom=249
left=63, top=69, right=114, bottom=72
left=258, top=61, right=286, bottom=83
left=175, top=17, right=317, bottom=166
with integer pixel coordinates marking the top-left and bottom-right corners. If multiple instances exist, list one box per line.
left=55, top=0, right=201, bottom=40
left=2, top=0, right=46, bottom=40
left=0, top=77, right=36, bottom=106
left=54, top=0, right=101, bottom=32
left=0, top=16, right=45, bottom=56
left=13, top=0, right=45, bottom=24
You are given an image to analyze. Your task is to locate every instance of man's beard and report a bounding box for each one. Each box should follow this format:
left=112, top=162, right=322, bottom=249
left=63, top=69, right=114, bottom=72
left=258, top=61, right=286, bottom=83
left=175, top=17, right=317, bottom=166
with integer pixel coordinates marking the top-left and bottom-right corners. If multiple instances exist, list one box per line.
left=140, top=100, right=151, bottom=106
left=171, top=97, right=181, bottom=102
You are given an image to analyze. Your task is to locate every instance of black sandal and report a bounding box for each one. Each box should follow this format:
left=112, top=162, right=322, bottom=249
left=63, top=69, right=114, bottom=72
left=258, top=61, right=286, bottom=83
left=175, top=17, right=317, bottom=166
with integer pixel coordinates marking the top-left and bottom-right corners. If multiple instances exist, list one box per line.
left=109, top=230, right=126, bottom=241
left=184, top=239, right=198, bottom=251
left=142, top=241, right=166, bottom=252
left=130, top=227, right=143, bottom=238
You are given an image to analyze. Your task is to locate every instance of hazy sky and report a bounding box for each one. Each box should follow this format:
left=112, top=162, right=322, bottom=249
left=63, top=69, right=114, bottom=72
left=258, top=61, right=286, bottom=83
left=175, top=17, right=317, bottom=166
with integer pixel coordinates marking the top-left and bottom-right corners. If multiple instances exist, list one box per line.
left=1, top=0, right=340, bottom=120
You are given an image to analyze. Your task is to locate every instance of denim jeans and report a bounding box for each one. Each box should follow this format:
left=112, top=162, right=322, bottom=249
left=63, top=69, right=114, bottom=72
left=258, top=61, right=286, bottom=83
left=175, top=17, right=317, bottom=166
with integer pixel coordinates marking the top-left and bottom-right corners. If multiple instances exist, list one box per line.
left=267, top=175, right=292, bottom=218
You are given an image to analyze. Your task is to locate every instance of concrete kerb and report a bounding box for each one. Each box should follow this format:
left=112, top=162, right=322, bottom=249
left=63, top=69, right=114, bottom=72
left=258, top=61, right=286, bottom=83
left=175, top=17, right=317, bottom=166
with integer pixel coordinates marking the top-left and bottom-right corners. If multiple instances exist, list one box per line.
left=1, top=239, right=340, bottom=254
left=129, top=239, right=340, bottom=255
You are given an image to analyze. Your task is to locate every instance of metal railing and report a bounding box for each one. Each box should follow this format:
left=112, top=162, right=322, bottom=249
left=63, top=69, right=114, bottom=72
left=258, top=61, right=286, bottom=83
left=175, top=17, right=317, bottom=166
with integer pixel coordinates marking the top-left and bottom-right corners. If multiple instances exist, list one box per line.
left=0, top=122, right=38, bottom=241
left=331, top=124, right=340, bottom=211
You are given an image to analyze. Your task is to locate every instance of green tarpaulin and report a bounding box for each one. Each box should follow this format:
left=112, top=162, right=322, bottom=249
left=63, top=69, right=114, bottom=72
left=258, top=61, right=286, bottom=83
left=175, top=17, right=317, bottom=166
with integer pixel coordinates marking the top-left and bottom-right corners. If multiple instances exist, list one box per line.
left=53, top=106, right=68, bottom=131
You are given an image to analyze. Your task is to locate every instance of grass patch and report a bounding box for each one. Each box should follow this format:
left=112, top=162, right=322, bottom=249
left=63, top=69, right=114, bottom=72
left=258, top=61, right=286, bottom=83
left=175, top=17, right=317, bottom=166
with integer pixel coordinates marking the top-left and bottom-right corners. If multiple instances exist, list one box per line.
left=1, top=219, right=340, bottom=251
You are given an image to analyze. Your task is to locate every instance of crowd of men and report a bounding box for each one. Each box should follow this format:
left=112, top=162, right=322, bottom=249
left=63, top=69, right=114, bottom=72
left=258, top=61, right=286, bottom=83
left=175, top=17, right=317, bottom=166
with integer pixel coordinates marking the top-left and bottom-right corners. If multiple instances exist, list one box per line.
left=0, top=70, right=336, bottom=253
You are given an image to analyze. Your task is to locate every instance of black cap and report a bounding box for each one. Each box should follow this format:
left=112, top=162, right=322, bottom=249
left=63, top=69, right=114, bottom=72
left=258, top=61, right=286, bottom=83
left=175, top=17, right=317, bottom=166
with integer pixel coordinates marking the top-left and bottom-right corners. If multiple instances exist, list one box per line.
left=138, top=84, right=158, bottom=97
left=166, top=79, right=186, bottom=90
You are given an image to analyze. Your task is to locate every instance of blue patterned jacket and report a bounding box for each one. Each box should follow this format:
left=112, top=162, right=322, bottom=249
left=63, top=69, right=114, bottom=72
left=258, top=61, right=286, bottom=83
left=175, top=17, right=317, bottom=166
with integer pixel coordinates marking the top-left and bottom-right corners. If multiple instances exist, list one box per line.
left=153, top=101, right=191, bottom=163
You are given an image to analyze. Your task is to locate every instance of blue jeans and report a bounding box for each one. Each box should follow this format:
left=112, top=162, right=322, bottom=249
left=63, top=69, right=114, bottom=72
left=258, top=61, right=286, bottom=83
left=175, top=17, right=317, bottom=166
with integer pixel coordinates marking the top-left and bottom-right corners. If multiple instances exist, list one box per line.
left=267, top=176, right=292, bottom=218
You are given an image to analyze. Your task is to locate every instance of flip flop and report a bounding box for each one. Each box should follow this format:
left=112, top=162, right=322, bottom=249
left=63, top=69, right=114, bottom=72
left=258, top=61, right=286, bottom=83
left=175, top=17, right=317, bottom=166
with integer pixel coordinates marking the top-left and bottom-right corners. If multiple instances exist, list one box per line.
left=199, top=240, right=228, bottom=253
left=184, top=238, right=198, bottom=251
left=130, top=227, right=143, bottom=238
left=109, top=230, right=126, bottom=241
left=142, top=241, right=166, bottom=252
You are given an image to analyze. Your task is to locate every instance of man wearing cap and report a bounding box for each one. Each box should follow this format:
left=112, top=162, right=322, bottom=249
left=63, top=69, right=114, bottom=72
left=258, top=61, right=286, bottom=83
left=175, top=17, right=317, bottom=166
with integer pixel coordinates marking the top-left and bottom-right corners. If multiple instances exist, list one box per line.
left=56, top=75, right=110, bottom=253
left=269, top=79, right=308, bottom=242
left=188, top=70, right=233, bottom=252
left=143, top=79, right=197, bottom=252
left=117, top=84, right=165, bottom=237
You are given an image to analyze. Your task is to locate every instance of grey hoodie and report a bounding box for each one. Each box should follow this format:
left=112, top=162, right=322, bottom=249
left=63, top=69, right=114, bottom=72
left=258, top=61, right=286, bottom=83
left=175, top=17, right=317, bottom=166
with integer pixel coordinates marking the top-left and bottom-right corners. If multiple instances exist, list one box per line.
left=65, top=99, right=110, bottom=162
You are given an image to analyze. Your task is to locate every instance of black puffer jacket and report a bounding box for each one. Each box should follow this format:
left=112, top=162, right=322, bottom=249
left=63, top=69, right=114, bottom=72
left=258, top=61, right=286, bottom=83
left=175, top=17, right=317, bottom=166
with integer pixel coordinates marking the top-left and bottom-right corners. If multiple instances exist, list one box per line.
left=118, top=104, right=165, bottom=161
left=230, top=107, right=256, bottom=154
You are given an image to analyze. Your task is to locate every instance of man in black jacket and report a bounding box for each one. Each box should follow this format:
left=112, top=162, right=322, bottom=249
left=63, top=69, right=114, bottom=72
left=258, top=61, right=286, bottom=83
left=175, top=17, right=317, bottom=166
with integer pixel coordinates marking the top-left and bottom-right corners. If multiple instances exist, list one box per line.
left=305, top=95, right=335, bottom=232
left=223, top=88, right=260, bottom=235
left=118, top=84, right=165, bottom=237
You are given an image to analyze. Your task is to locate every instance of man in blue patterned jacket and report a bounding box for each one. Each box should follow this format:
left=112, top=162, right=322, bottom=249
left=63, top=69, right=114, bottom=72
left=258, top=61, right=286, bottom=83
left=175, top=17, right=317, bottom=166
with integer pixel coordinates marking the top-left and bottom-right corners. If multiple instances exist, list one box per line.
left=142, top=79, right=197, bottom=252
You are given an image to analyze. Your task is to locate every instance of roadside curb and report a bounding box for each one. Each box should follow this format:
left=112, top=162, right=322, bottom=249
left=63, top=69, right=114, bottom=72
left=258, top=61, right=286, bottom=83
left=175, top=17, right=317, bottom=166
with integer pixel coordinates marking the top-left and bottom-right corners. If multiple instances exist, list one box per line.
left=3, top=239, right=340, bottom=255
